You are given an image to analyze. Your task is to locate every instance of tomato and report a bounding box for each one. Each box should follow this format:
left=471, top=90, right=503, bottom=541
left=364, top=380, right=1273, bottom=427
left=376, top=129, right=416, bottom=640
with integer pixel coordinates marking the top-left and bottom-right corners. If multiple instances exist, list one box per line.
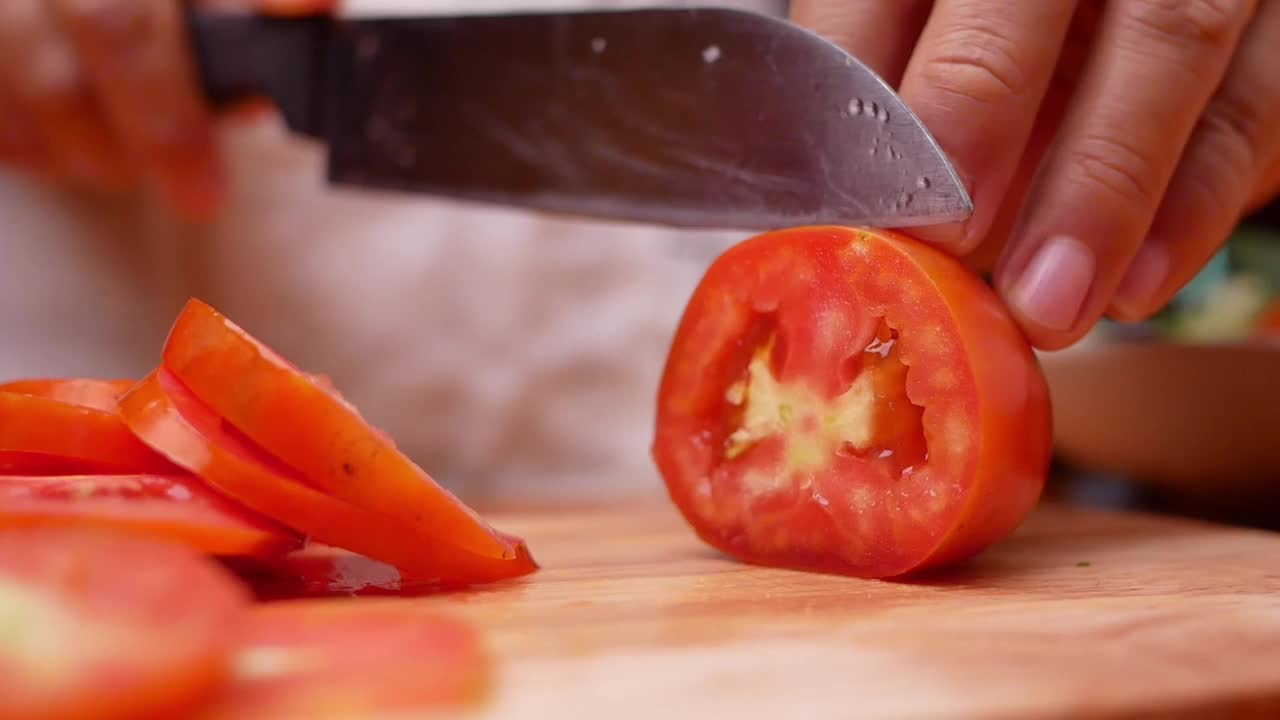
left=0, top=391, right=179, bottom=475
left=0, top=474, right=301, bottom=559
left=652, top=226, right=1052, bottom=578
left=119, top=369, right=537, bottom=586
left=160, top=299, right=517, bottom=560
left=0, top=379, right=134, bottom=412
left=197, top=601, right=490, bottom=719
left=0, top=527, right=250, bottom=720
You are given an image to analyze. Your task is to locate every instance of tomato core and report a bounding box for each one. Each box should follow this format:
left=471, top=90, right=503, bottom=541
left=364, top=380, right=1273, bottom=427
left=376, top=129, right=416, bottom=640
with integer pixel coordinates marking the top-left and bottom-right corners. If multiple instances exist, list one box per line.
left=720, top=314, right=927, bottom=487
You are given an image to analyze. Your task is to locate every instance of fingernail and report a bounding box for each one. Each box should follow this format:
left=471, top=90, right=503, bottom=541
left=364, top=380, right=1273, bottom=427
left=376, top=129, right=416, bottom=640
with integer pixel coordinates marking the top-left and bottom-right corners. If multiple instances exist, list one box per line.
left=1007, top=234, right=1095, bottom=331
left=1113, top=243, right=1169, bottom=318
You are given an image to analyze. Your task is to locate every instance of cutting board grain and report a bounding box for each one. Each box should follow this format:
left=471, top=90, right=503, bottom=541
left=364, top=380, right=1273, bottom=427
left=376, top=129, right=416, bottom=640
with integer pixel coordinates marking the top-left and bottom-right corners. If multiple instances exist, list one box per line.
left=360, top=501, right=1280, bottom=719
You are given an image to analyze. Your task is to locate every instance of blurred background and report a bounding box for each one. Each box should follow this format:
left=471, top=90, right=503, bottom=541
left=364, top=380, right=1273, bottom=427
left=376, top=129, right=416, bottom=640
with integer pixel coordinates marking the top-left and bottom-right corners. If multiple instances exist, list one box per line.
left=0, top=0, right=1276, bottom=525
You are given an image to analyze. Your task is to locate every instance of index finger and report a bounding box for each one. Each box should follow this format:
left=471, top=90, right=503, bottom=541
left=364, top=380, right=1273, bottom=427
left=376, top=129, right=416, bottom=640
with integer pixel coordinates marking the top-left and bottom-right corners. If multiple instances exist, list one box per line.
left=895, top=0, right=1078, bottom=254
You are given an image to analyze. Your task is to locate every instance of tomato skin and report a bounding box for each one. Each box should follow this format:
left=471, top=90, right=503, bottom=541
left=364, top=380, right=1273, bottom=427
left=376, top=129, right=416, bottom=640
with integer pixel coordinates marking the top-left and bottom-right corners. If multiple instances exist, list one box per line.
left=0, top=527, right=250, bottom=720
left=119, top=369, right=537, bottom=586
left=0, top=391, right=179, bottom=475
left=652, top=226, right=1051, bottom=578
left=0, top=474, right=301, bottom=559
left=160, top=299, right=513, bottom=560
left=197, top=601, right=490, bottom=719
left=0, top=379, right=135, bottom=413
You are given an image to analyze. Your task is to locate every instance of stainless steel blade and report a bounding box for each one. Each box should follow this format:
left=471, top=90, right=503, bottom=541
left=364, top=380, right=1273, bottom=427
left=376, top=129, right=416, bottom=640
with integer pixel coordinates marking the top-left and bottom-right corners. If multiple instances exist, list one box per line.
left=192, top=7, right=967, bottom=228
left=323, top=8, right=973, bottom=229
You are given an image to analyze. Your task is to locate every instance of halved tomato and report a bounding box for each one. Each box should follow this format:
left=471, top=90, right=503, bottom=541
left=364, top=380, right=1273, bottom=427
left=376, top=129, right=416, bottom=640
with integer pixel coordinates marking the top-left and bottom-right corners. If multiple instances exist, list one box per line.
left=652, top=226, right=1052, bottom=578
left=0, top=379, right=134, bottom=412
left=0, top=527, right=250, bottom=720
left=198, top=601, right=490, bottom=719
left=0, top=474, right=301, bottom=559
left=160, top=299, right=515, bottom=560
left=119, top=369, right=537, bottom=586
left=0, top=391, right=179, bottom=475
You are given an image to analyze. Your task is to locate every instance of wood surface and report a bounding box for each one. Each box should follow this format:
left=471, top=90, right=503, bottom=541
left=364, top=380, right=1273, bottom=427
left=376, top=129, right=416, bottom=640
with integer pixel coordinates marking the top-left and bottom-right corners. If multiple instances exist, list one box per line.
left=371, top=500, right=1280, bottom=719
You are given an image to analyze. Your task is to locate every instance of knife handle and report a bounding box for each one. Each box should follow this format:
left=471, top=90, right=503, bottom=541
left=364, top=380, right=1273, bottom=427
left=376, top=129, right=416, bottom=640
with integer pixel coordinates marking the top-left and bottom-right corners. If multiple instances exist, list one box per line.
left=185, top=10, right=332, bottom=138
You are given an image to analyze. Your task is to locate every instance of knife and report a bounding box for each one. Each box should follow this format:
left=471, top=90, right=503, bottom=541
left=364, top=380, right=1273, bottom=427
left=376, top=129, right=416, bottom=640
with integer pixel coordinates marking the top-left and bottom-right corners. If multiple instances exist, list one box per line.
left=186, top=7, right=971, bottom=231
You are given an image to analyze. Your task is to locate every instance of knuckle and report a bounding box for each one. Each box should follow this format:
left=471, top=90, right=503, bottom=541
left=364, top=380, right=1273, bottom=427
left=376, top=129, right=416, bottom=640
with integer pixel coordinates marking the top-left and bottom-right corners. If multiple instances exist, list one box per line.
left=918, top=22, right=1028, bottom=108
left=22, top=44, right=90, bottom=108
left=1066, top=133, right=1164, bottom=208
left=1201, top=89, right=1268, bottom=170
left=1125, top=0, right=1251, bottom=52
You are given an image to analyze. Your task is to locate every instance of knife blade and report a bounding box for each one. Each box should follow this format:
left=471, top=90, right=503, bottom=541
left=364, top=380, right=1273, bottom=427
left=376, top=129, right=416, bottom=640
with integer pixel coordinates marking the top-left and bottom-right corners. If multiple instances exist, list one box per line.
left=187, top=7, right=971, bottom=230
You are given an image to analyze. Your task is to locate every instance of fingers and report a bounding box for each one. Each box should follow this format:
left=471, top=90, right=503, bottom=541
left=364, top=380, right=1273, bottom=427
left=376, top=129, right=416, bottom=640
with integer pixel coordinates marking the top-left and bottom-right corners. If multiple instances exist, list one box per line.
left=790, top=0, right=932, bottom=86
left=0, top=88, right=49, bottom=171
left=957, top=2, right=1104, bottom=274
left=0, top=0, right=131, bottom=190
left=1111, top=0, right=1280, bottom=320
left=51, top=0, right=224, bottom=220
left=993, top=0, right=1254, bottom=350
left=893, top=0, right=1078, bottom=254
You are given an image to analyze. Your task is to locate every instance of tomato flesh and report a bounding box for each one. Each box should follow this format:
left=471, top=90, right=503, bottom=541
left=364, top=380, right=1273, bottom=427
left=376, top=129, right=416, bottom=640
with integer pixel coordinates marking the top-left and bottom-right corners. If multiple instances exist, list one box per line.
left=160, top=299, right=515, bottom=561
left=0, top=379, right=135, bottom=413
left=0, top=391, right=178, bottom=475
left=0, top=474, right=301, bottom=559
left=0, top=527, right=250, bottom=720
left=119, top=369, right=537, bottom=586
left=197, top=602, right=490, bottom=718
left=653, top=226, right=1052, bottom=578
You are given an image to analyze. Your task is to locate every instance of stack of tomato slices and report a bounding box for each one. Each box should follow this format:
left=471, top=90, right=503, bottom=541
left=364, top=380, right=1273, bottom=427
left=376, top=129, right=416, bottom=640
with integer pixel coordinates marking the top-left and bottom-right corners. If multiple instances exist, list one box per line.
left=0, top=298, right=536, bottom=586
left=1, top=298, right=532, bottom=718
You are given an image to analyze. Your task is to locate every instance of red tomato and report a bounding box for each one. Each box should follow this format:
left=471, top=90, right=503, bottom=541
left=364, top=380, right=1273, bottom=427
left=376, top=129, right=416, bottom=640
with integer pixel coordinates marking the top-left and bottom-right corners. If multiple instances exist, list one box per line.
left=0, top=379, right=134, bottom=412
left=0, top=527, right=250, bottom=720
left=197, top=601, right=490, bottom=719
left=160, top=299, right=518, bottom=561
left=119, top=369, right=537, bottom=586
left=0, top=474, right=301, bottom=559
left=652, top=226, right=1052, bottom=578
left=0, top=391, right=179, bottom=475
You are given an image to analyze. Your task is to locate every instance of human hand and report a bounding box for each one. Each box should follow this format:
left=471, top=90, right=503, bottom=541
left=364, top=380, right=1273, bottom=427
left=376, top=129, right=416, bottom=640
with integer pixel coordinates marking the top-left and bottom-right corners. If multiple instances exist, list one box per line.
left=0, top=0, right=330, bottom=221
left=792, top=0, right=1280, bottom=350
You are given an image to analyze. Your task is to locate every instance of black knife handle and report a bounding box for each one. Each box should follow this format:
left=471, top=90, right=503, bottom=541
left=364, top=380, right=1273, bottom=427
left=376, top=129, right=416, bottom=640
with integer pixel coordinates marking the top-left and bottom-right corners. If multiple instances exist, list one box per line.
left=185, top=10, right=332, bottom=138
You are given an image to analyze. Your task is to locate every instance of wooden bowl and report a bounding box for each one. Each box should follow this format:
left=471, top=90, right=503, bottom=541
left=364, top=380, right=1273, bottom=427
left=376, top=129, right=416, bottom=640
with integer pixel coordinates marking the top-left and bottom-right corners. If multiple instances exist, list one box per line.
left=1039, top=338, right=1280, bottom=500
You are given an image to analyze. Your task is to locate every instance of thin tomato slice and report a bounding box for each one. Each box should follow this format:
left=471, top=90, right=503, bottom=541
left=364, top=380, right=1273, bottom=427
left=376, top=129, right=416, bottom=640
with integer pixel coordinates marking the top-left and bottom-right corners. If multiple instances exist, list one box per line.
left=0, top=527, right=250, bottom=720
left=120, top=369, right=536, bottom=586
left=198, top=601, right=490, bottom=719
left=652, top=226, right=1052, bottom=578
left=0, top=474, right=301, bottom=559
left=161, top=299, right=514, bottom=560
left=0, top=379, right=135, bottom=412
left=0, top=391, right=179, bottom=475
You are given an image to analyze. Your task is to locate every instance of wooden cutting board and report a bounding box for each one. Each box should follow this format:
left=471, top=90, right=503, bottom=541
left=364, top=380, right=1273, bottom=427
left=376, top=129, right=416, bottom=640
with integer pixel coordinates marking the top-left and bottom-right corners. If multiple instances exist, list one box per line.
left=397, top=500, right=1280, bottom=719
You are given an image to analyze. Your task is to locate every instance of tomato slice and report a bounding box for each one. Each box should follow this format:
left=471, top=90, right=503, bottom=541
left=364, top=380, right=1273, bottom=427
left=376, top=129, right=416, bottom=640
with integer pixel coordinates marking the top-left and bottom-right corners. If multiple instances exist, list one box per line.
left=119, top=369, right=536, bottom=586
left=160, top=299, right=514, bottom=560
left=652, top=226, right=1052, bottom=578
left=0, top=378, right=135, bottom=413
left=198, top=601, right=490, bottom=719
left=0, top=527, right=250, bottom=720
left=0, top=391, right=179, bottom=475
left=0, top=474, right=301, bottom=559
